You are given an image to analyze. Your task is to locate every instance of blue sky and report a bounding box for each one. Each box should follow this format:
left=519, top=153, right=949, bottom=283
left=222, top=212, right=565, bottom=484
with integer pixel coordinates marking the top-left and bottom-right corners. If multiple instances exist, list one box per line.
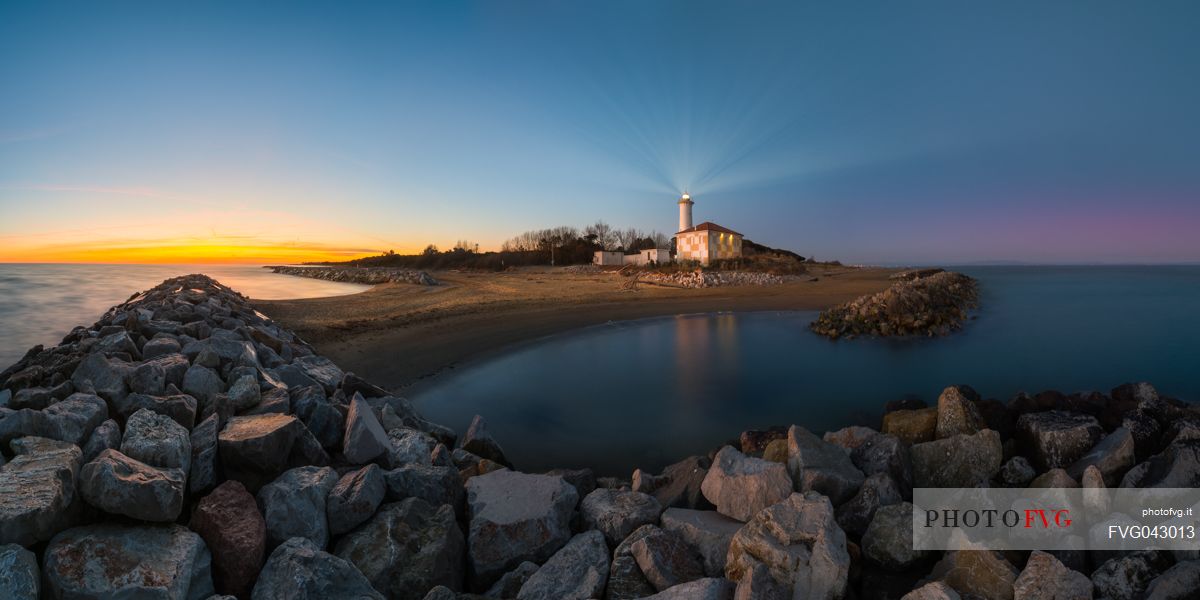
left=2, top=1, right=1198, bottom=263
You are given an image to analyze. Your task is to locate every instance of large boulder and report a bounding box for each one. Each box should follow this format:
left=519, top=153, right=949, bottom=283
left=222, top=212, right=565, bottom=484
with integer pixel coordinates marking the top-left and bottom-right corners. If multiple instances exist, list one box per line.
left=606, top=525, right=658, bottom=600
left=291, top=385, right=343, bottom=450
left=580, top=488, right=662, bottom=547
left=1012, top=551, right=1091, bottom=600
left=733, top=563, right=789, bottom=600
left=660, top=508, right=743, bottom=577
left=70, top=353, right=128, bottom=404
left=0, top=543, right=39, bottom=599
left=79, top=449, right=185, bottom=522
left=460, top=415, right=510, bottom=467
left=116, top=392, right=197, bottom=431
left=292, top=355, right=344, bottom=395
left=936, top=386, right=986, bottom=438
left=386, top=427, right=437, bottom=468
left=836, top=472, right=902, bottom=537
left=1119, top=440, right=1200, bottom=488
left=327, top=464, right=387, bottom=536
left=182, top=364, right=225, bottom=405
left=516, top=529, right=609, bottom=600
left=485, top=561, right=539, bottom=599
left=190, top=480, right=266, bottom=598
left=189, top=413, right=220, bottom=494
left=786, top=426, right=865, bottom=505
left=43, top=393, right=108, bottom=445
left=1016, top=411, right=1104, bottom=471
left=81, top=418, right=120, bottom=463
left=630, top=526, right=706, bottom=591
left=334, top=498, right=466, bottom=600
left=43, top=523, right=214, bottom=600
left=384, top=463, right=463, bottom=508
left=927, top=550, right=1019, bottom=600
left=849, top=433, right=913, bottom=496
left=218, top=413, right=301, bottom=492
left=642, top=578, right=735, bottom=600
left=465, top=470, right=578, bottom=589
left=701, top=446, right=792, bottom=522
left=0, top=438, right=82, bottom=546
left=911, top=429, right=1002, bottom=488
left=862, top=502, right=930, bottom=571
left=999, top=456, right=1036, bottom=487
left=882, top=407, right=938, bottom=444
left=632, top=455, right=711, bottom=509
left=901, top=582, right=961, bottom=600
left=257, top=466, right=338, bottom=550
left=725, top=492, right=849, bottom=600
left=121, top=408, right=191, bottom=472
left=1090, top=551, right=1172, bottom=600
left=343, top=392, right=390, bottom=464
left=1143, top=560, right=1200, bottom=600
left=253, top=537, right=383, bottom=600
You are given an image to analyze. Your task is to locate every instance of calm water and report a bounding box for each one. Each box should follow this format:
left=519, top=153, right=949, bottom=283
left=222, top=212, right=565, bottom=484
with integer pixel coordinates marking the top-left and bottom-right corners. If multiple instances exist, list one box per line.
left=0, top=264, right=369, bottom=368
left=412, top=266, right=1200, bottom=476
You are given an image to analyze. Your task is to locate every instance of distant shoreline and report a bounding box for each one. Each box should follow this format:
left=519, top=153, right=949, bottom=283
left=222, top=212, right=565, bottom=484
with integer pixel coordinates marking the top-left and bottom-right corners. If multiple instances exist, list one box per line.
left=256, top=265, right=900, bottom=392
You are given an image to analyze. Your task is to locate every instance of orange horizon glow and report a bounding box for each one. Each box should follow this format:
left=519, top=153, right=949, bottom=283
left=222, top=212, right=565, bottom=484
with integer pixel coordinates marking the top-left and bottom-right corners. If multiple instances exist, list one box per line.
left=0, top=239, right=391, bottom=265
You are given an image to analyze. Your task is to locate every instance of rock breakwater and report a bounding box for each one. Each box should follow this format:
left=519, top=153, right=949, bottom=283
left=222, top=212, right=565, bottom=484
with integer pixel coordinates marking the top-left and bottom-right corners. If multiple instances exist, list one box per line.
left=0, top=274, right=1196, bottom=599
left=268, top=265, right=437, bottom=286
left=639, top=270, right=790, bottom=288
left=811, top=270, right=979, bottom=338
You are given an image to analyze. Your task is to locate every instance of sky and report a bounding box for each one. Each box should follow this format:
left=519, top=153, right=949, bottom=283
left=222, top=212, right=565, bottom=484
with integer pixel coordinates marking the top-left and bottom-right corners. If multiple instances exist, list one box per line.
left=2, top=1, right=1198, bottom=265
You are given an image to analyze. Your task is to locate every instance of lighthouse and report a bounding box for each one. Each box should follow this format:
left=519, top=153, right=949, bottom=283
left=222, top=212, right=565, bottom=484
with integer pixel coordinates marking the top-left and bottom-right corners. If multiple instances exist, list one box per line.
left=678, top=192, right=694, bottom=232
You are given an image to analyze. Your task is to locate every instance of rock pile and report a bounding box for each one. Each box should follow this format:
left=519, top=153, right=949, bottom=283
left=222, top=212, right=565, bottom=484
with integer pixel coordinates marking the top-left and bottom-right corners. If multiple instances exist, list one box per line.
left=639, top=270, right=790, bottom=288
left=1, top=274, right=1197, bottom=600
left=811, top=270, right=979, bottom=338
left=268, top=265, right=437, bottom=286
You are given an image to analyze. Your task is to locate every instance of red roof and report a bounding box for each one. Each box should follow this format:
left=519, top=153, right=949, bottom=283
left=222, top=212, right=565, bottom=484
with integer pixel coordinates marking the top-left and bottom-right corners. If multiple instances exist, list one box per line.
left=678, top=222, right=742, bottom=236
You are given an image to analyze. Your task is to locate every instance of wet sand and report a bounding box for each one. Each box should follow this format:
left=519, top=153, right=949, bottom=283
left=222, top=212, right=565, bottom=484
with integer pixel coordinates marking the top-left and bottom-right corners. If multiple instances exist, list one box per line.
left=256, top=265, right=899, bottom=391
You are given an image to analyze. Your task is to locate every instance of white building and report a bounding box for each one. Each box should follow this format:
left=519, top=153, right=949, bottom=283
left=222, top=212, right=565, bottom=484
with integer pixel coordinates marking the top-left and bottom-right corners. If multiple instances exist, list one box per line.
left=593, top=251, right=624, bottom=266
left=674, top=193, right=743, bottom=265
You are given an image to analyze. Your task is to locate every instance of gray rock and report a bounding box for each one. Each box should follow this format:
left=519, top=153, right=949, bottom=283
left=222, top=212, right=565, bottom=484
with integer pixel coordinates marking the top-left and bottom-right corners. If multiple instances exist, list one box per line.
left=606, top=524, right=658, bottom=600
left=485, top=561, right=539, bottom=599
left=660, top=508, right=743, bottom=578
left=257, top=465, right=338, bottom=550
left=96, top=330, right=140, bottom=358
left=344, top=392, right=390, bottom=464
left=116, top=392, right=198, bottom=430
left=183, top=365, right=226, bottom=405
left=901, top=581, right=961, bottom=600
left=701, top=445, right=792, bottom=522
left=911, top=429, right=1003, bottom=488
left=291, top=385, right=343, bottom=450
left=1016, top=411, right=1104, bottom=471
left=516, top=529, right=608, bottom=600
left=632, top=455, right=710, bottom=510
left=335, top=498, right=466, bottom=599
left=465, top=469, right=578, bottom=589
left=0, top=438, right=82, bottom=546
left=850, top=433, right=913, bottom=496
left=1123, top=409, right=1164, bottom=460
left=253, top=537, right=383, bottom=600
left=1066, top=427, right=1135, bottom=487
left=327, top=464, right=386, bottom=536
left=293, top=355, right=344, bottom=394
left=0, top=543, right=38, bottom=599
left=1120, top=440, right=1200, bottom=488
left=121, top=408, right=191, bottom=472
left=384, top=463, right=463, bottom=508
left=862, top=501, right=930, bottom=570
left=271, top=363, right=319, bottom=392
left=786, top=425, right=865, bottom=505
left=581, top=488, right=662, bottom=547
left=927, top=550, right=1019, bottom=600
left=43, top=523, right=214, bottom=600
left=143, top=336, right=182, bottom=359
left=218, top=413, right=301, bottom=492
left=0, top=408, right=50, bottom=446
left=195, top=346, right=221, bottom=369
left=43, top=393, right=108, bottom=445
left=1030, top=468, right=1078, bottom=488
left=461, top=415, right=509, bottom=466
left=631, top=526, right=705, bottom=591
left=725, top=492, right=849, bottom=600
left=387, top=427, right=436, bottom=468
left=823, top=425, right=880, bottom=453
left=70, top=353, right=128, bottom=403
left=81, top=418, right=121, bottom=463
left=227, top=375, right=261, bottom=413
left=190, top=413, right=220, bottom=494
left=148, top=353, right=192, bottom=387
left=80, top=449, right=185, bottom=521
left=733, top=563, right=787, bottom=600
left=642, top=578, right=735, bottom=600
left=999, top=456, right=1036, bottom=487
left=130, top=361, right=167, bottom=395
left=936, top=386, right=987, bottom=438
left=836, top=472, right=902, bottom=537
left=1091, top=550, right=1171, bottom=600
left=11, top=387, right=53, bottom=411
left=246, top=386, right=290, bottom=415
left=1144, top=560, right=1200, bottom=600
left=1013, top=550, right=1091, bottom=600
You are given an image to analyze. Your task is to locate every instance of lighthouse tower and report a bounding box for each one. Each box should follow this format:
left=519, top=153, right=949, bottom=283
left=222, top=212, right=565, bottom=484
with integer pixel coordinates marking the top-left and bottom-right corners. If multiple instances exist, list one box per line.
left=677, top=192, right=694, bottom=232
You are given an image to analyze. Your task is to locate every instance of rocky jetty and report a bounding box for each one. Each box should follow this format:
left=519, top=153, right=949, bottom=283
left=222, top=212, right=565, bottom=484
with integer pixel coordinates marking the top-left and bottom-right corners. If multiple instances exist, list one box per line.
left=811, top=270, right=979, bottom=339
left=639, top=270, right=790, bottom=288
left=1, top=274, right=1197, bottom=599
left=268, top=265, right=437, bottom=286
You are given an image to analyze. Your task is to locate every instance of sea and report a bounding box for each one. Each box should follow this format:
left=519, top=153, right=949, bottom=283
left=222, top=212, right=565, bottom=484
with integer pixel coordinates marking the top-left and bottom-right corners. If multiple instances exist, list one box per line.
left=0, top=263, right=368, bottom=368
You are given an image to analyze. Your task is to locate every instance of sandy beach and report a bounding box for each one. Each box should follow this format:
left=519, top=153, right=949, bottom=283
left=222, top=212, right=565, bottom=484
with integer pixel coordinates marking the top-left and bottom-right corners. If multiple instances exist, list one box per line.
left=257, top=264, right=899, bottom=391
